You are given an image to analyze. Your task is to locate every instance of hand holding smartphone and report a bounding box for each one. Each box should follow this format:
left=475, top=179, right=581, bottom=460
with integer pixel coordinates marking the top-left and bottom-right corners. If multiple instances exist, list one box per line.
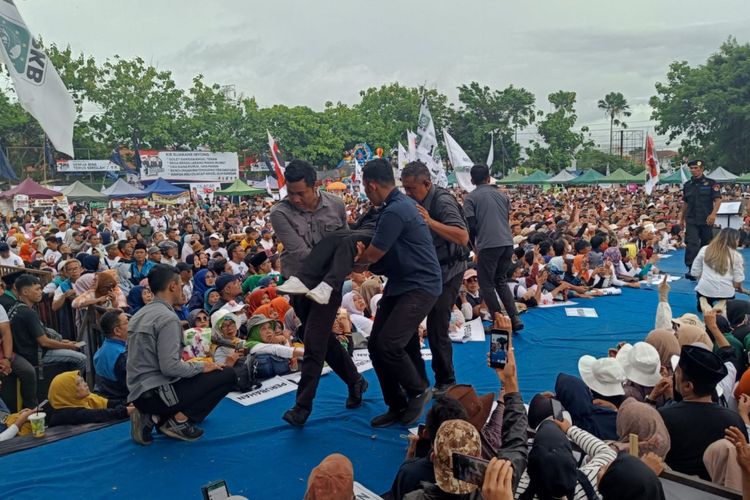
left=489, top=329, right=509, bottom=369
left=452, top=452, right=490, bottom=486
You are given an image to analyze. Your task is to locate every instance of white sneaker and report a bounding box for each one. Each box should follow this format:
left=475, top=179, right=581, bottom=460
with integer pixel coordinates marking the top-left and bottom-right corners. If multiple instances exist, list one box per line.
left=276, top=276, right=310, bottom=295
left=306, top=281, right=333, bottom=305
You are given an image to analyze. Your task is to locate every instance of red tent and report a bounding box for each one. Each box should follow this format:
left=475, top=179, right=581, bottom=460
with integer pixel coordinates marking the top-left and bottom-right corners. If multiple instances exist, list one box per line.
left=0, top=178, right=62, bottom=199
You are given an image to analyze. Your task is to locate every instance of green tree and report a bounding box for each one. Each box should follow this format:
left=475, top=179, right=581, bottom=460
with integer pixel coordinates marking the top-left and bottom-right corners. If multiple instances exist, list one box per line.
left=183, top=75, right=247, bottom=151
left=449, top=82, right=535, bottom=174
left=86, top=56, right=188, bottom=150
left=650, top=37, right=750, bottom=172
left=575, top=149, right=642, bottom=174
left=597, top=92, right=631, bottom=155
left=524, top=91, right=592, bottom=172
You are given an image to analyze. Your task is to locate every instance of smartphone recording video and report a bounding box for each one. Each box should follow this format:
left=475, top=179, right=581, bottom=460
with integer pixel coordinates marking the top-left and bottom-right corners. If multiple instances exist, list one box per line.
left=452, top=452, right=490, bottom=486
left=489, top=330, right=509, bottom=369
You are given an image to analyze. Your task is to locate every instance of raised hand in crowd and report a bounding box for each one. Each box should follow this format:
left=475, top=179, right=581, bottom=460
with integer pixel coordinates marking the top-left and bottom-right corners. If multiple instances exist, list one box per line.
left=481, top=457, right=514, bottom=500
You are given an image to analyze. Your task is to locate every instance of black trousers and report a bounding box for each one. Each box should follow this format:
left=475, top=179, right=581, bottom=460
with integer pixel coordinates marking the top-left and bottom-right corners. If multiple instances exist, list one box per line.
left=426, top=272, right=463, bottom=386
left=296, top=230, right=374, bottom=290
left=476, top=246, right=518, bottom=318
left=11, top=355, right=38, bottom=407
left=696, top=292, right=735, bottom=313
left=368, top=289, right=437, bottom=410
left=292, top=293, right=360, bottom=411
left=685, top=223, right=714, bottom=269
left=133, top=369, right=236, bottom=423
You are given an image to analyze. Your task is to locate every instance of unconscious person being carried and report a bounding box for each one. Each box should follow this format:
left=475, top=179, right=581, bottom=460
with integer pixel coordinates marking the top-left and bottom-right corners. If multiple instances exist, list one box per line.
left=275, top=205, right=381, bottom=304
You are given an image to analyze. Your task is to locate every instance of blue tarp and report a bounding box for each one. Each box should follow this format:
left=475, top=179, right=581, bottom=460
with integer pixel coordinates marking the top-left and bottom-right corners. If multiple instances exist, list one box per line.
left=143, top=177, right=187, bottom=196
left=0, top=250, right=744, bottom=499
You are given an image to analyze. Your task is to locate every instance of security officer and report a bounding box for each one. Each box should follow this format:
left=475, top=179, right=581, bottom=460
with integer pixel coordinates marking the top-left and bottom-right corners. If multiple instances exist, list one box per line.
left=401, top=161, right=469, bottom=395
left=681, top=160, right=722, bottom=280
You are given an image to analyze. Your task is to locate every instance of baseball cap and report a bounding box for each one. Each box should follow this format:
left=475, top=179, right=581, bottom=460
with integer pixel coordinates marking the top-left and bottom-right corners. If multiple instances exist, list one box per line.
left=463, top=269, right=477, bottom=280
left=209, top=233, right=223, bottom=242
left=433, top=419, right=481, bottom=494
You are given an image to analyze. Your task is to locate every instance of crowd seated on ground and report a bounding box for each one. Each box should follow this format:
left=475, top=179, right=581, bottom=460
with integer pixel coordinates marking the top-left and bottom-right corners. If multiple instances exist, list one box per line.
left=3, top=179, right=750, bottom=498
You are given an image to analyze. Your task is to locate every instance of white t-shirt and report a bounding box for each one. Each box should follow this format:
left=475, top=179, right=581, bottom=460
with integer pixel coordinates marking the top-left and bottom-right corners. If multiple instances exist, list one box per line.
left=208, top=246, right=228, bottom=260
left=0, top=304, right=8, bottom=324
left=229, top=261, right=248, bottom=277
left=0, top=254, right=24, bottom=267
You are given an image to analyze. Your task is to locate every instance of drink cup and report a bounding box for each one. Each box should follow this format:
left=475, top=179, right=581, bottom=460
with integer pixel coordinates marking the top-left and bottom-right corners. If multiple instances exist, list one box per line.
left=28, top=412, right=46, bottom=438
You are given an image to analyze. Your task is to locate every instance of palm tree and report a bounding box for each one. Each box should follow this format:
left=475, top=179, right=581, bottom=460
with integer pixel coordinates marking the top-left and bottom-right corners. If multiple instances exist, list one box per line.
left=597, top=92, right=632, bottom=155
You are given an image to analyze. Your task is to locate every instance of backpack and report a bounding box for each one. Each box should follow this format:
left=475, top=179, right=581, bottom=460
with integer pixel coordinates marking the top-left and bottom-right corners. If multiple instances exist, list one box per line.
left=427, top=187, right=470, bottom=266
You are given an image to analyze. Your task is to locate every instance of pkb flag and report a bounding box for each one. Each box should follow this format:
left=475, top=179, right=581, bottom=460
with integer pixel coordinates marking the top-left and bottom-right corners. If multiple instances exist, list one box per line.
left=0, top=0, right=76, bottom=157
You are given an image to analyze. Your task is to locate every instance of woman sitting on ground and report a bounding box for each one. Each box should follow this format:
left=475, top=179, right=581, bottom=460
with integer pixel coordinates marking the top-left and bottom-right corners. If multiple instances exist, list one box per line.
left=610, top=397, right=671, bottom=459
left=692, top=227, right=749, bottom=312
left=48, top=370, right=132, bottom=426
left=245, top=314, right=304, bottom=380
left=341, top=291, right=374, bottom=336
left=210, top=310, right=246, bottom=364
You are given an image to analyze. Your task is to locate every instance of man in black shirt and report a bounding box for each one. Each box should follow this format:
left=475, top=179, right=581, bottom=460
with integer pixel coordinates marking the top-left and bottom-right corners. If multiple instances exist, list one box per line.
left=680, top=160, right=722, bottom=280
left=659, top=344, right=747, bottom=479
left=401, top=161, right=469, bottom=394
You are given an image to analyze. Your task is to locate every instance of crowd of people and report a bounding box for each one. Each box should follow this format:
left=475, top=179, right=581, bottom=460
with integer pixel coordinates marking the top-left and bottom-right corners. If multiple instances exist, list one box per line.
left=1, top=157, right=750, bottom=498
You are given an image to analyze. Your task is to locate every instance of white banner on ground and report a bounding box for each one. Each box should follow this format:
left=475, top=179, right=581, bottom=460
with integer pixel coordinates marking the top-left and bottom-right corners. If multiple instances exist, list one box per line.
left=352, top=350, right=374, bottom=373
left=537, top=301, right=578, bottom=309
left=0, top=2, right=76, bottom=157
left=56, top=160, right=119, bottom=172
left=139, top=151, right=239, bottom=182
left=281, top=365, right=332, bottom=384
left=565, top=308, right=598, bottom=318
left=353, top=482, right=383, bottom=500
left=421, top=348, right=433, bottom=361
left=225, top=376, right=296, bottom=406
left=189, top=182, right=221, bottom=201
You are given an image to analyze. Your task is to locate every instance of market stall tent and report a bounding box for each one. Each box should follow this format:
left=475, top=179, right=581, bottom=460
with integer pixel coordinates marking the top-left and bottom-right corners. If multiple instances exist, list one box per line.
left=567, top=169, right=604, bottom=185
left=0, top=178, right=61, bottom=199
left=215, top=179, right=267, bottom=196
left=59, top=181, right=108, bottom=202
left=143, top=178, right=188, bottom=195
left=596, top=168, right=643, bottom=184
left=707, top=166, right=738, bottom=183
left=518, top=170, right=552, bottom=185
left=543, top=170, right=577, bottom=184
left=101, top=178, right=147, bottom=198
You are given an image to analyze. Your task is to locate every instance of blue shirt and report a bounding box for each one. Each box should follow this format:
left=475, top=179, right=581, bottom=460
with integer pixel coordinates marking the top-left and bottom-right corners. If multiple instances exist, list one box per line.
left=370, top=189, right=442, bottom=297
left=130, top=260, right=155, bottom=284
left=94, top=337, right=126, bottom=382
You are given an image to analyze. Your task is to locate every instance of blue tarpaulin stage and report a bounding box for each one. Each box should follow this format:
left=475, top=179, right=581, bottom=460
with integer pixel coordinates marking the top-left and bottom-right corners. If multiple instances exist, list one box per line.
left=1, top=249, right=747, bottom=499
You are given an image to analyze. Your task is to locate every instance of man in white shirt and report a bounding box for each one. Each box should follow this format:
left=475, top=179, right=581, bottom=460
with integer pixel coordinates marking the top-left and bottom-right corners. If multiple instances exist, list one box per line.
left=227, top=243, right=248, bottom=277
left=207, top=234, right=228, bottom=260
left=0, top=242, right=24, bottom=267
left=149, top=208, right=169, bottom=233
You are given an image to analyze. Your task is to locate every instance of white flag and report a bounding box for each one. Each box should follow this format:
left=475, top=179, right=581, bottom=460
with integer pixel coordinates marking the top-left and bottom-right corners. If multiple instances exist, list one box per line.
left=397, top=142, right=408, bottom=175
left=415, top=97, right=447, bottom=187
left=680, top=164, right=689, bottom=186
left=606, top=164, right=611, bottom=177
left=407, top=130, right=417, bottom=162
left=0, top=1, right=75, bottom=157
left=486, top=135, right=494, bottom=168
left=352, top=158, right=362, bottom=187
left=443, top=130, right=475, bottom=193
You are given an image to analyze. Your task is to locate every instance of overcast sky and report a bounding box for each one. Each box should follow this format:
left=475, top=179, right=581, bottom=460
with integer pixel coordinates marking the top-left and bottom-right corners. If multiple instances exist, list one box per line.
left=15, top=0, right=750, bottom=150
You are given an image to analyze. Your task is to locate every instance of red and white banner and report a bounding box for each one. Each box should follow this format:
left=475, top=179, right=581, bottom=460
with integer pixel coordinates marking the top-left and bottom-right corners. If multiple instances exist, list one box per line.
left=644, top=134, right=659, bottom=195
left=267, top=131, right=287, bottom=199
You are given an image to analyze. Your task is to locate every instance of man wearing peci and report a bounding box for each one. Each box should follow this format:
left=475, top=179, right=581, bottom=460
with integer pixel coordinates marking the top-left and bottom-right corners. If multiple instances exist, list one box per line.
left=681, top=160, right=722, bottom=281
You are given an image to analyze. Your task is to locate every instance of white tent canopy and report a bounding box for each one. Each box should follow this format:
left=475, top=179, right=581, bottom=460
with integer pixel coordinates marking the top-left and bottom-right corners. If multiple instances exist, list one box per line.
left=545, top=170, right=578, bottom=184
left=707, top=166, right=738, bottom=182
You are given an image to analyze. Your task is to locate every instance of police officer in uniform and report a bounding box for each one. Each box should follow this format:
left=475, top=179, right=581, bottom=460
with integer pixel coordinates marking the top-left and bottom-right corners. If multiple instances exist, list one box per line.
left=400, top=161, right=469, bottom=395
left=680, top=160, right=722, bottom=280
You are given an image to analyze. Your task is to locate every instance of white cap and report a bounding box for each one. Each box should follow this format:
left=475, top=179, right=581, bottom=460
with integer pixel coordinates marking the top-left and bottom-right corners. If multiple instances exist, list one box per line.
left=578, top=355, right=626, bottom=396
left=616, top=343, right=662, bottom=387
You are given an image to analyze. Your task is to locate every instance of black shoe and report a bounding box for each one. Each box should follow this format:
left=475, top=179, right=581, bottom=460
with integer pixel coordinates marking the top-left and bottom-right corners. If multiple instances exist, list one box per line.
left=130, top=408, right=154, bottom=446
left=346, top=377, right=369, bottom=409
left=511, top=317, right=525, bottom=332
left=370, top=408, right=406, bottom=428
left=401, top=388, right=433, bottom=425
left=159, top=418, right=204, bottom=442
left=685, top=273, right=697, bottom=281
left=282, top=406, right=311, bottom=427
left=433, top=383, right=454, bottom=397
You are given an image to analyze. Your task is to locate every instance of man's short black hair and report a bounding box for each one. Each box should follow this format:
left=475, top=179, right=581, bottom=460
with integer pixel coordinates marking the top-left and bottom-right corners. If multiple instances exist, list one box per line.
left=680, top=367, right=716, bottom=397
left=133, top=242, right=147, bottom=252
left=538, top=240, right=552, bottom=256
left=362, top=158, right=395, bottom=186
left=211, top=258, right=228, bottom=276
left=513, top=246, right=526, bottom=260
left=424, top=396, right=468, bottom=444
left=15, top=274, right=41, bottom=293
left=401, top=161, right=431, bottom=181
left=117, top=240, right=129, bottom=251
left=574, top=239, right=591, bottom=253
left=147, top=264, right=180, bottom=294
left=552, top=239, right=566, bottom=257
left=284, top=159, right=317, bottom=187
left=590, top=234, right=605, bottom=250
left=470, top=164, right=490, bottom=184
left=99, top=309, right=124, bottom=338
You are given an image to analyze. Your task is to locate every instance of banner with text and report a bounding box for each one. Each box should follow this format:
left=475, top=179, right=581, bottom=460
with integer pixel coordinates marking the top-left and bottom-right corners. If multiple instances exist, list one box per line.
left=189, top=182, right=221, bottom=201
left=57, top=160, right=120, bottom=172
left=138, top=150, right=239, bottom=182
